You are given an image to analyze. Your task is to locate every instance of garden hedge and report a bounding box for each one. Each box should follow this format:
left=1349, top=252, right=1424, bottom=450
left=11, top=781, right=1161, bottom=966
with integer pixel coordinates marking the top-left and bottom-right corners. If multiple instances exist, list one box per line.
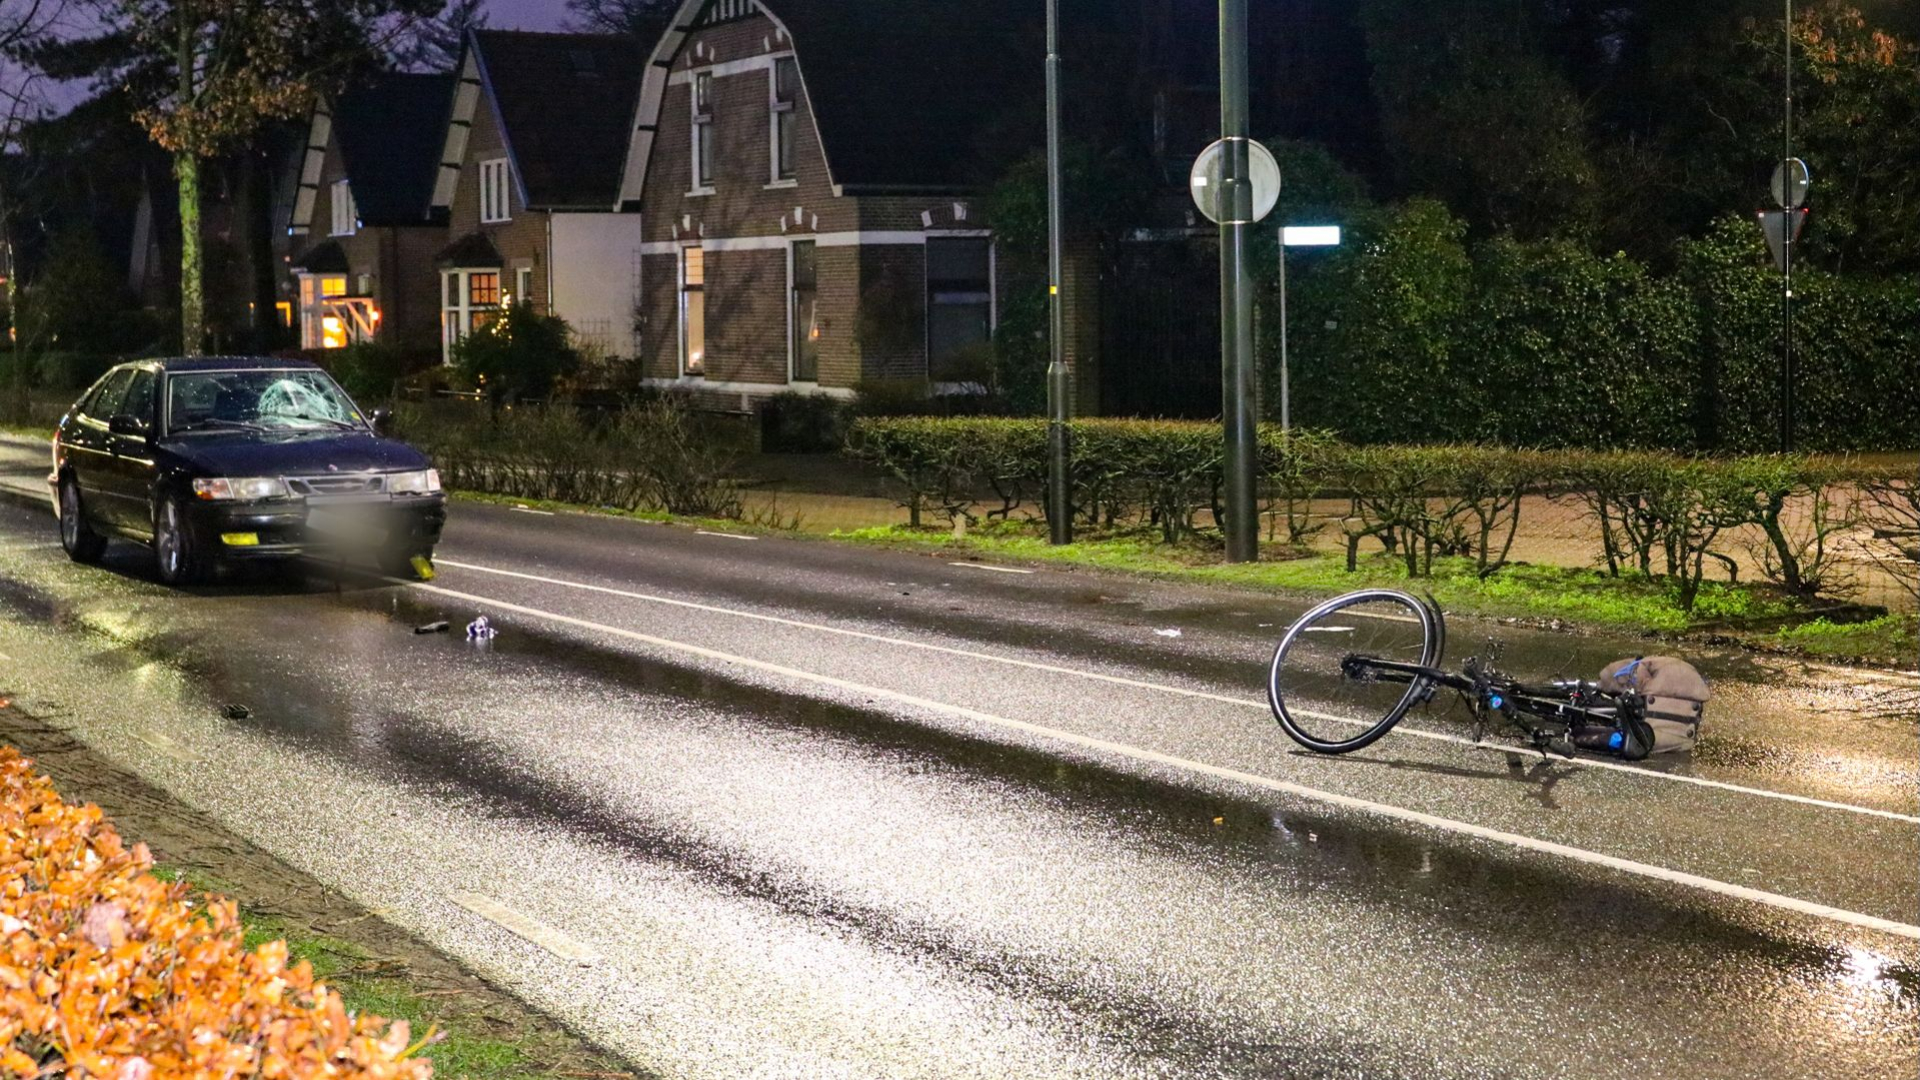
left=846, top=416, right=1905, bottom=611
left=0, top=748, right=432, bottom=1079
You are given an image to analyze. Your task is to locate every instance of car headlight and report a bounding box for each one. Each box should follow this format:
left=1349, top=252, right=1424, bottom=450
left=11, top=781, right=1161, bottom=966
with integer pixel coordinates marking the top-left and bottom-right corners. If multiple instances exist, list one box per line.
left=193, top=477, right=290, bottom=502
left=386, top=468, right=441, bottom=495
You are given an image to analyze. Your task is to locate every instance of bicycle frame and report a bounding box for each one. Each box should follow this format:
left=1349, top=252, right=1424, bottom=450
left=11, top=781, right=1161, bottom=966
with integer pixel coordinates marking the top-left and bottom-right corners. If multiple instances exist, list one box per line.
left=1338, top=653, right=1648, bottom=755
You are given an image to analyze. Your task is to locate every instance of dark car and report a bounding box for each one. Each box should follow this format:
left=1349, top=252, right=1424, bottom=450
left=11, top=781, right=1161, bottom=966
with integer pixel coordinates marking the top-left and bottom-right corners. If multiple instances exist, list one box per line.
left=51, top=357, right=446, bottom=584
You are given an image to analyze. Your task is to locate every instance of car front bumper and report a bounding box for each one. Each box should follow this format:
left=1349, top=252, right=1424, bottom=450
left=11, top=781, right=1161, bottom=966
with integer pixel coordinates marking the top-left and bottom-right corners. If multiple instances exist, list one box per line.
left=187, top=494, right=447, bottom=559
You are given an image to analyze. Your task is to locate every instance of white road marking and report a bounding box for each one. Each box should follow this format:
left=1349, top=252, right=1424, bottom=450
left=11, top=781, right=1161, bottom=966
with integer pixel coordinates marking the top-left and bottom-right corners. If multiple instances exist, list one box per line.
left=448, top=891, right=598, bottom=965
left=136, top=730, right=197, bottom=764
left=429, top=559, right=1920, bottom=824
left=696, top=530, right=757, bottom=541
left=407, top=578, right=1920, bottom=942
left=511, top=506, right=556, bottom=517
left=949, top=562, right=1035, bottom=575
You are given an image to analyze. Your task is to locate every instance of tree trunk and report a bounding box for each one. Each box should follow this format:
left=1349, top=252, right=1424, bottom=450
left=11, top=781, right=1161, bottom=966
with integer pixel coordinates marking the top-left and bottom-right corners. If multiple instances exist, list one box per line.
left=175, top=151, right=203, bottom=357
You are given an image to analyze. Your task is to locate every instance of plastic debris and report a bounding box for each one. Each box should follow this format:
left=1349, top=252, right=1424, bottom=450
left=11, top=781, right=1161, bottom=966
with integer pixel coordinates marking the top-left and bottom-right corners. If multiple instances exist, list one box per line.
left=413, top=621, right=450, bottom=635
left=465, top=616, right=497, bottom=641
left=410, top=554, right=436, bottom=581
left=1154, top=628, right=1183, bottom=638
left=221, top=704, right=251, bottom=720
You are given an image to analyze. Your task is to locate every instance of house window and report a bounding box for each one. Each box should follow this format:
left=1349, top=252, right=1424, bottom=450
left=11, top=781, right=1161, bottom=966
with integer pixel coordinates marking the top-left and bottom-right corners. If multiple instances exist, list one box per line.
left=330, top=181, right=356, bottom=236
left=789, top=240, right=817, bottom=382
left=692, top=72, right=715, bottom=190
left=298, top=274, right=351, bottom=348
left=440, top=268, right=502, bottom=361
left=926, top=237, right=993, bottom=381
left=771, top=57, right=798, bottom=182
left=480, top=158, right=512, bottom=223
left=680, top=246, right=705, bottom=375
left=515, top=267, right=534, bottom=307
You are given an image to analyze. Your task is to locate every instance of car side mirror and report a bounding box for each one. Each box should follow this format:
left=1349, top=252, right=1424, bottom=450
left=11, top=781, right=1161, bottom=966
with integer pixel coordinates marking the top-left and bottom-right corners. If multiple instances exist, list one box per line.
left=369, top=408, right=393, bottom=436
left=108, top=414, right=149, bottom=438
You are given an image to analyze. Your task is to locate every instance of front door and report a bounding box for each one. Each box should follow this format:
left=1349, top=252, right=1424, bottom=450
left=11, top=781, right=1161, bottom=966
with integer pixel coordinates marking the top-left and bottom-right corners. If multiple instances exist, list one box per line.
left=101, top=368, right=160, bottom=534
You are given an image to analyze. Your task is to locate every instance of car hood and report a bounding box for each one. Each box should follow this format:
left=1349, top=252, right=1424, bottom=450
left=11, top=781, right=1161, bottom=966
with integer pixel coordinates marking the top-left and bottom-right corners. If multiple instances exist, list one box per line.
left=159, top=431, right=430, bottom=477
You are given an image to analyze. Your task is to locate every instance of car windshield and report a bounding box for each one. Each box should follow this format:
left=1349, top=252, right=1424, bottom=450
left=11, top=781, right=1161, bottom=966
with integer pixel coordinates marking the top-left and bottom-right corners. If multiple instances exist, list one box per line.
left=167, top=369, right=364, bottom=434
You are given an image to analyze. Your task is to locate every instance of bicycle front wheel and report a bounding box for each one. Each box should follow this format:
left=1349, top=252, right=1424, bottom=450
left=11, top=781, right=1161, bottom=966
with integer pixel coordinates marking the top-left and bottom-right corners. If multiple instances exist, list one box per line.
left=1268, top=589, right=1441, bottom=754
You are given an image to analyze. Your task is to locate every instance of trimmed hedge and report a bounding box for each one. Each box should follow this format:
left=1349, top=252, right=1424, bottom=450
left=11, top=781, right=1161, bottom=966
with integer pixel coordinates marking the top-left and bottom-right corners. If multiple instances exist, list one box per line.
left=846, top=417, right=1900, bottom=612
left=0, top=748, right=432, bottom=1079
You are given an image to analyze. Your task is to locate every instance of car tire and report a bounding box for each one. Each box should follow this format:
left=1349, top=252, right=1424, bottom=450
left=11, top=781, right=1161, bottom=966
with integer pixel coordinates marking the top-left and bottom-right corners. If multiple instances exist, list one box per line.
left=57, top=475, right=108, bottom=564
left=153, top=493, right=207, bottom=586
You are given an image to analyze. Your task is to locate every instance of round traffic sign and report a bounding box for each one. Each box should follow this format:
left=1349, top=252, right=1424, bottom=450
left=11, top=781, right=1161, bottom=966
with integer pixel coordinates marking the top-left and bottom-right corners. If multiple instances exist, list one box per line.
left=1190, top=138, right=1280, bottom=225
left=1772, top=157, right=1811, bottom=209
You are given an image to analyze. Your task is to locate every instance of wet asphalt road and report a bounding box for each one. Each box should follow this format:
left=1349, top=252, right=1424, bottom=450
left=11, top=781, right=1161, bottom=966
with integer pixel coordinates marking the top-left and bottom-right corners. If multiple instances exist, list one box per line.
left=0, top=473, right=1913, bottom=1077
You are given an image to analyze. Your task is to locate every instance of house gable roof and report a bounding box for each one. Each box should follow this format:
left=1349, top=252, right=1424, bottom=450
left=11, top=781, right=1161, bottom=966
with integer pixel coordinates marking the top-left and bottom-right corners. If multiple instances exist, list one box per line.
left=450, top=30, right=647, bottom=211
left=618, top=0, right=1042, bottom=205
left=289, top=72, right=452, bottom=234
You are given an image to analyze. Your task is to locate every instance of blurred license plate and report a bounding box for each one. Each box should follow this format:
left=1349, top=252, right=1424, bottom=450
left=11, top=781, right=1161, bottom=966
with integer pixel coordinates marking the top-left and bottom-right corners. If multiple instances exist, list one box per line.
left=306, top=507, right=386, bottom=544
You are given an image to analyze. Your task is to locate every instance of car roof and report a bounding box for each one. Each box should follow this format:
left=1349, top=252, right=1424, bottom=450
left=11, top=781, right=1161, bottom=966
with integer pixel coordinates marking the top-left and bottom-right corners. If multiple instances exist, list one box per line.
left=150, top=356, right=326, bottom=374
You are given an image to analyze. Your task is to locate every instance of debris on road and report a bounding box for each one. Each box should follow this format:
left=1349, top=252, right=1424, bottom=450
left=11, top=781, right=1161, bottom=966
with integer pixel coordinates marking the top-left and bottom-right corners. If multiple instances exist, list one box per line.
left=413, top=621, right=450, bottom=635
left=410, top=555, right=437, bottom=581
left=1154, top=628, right=1183, bottom=638
left=466, top=617, right=497, bottom=641
left=221, top=704, right=251, bottom=720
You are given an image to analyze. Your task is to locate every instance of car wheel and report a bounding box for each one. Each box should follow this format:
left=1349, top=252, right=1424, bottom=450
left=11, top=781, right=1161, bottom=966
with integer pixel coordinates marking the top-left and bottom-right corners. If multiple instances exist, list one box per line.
left=153, top=494, right=207, bottom=586
left=58, top=476, right=108, bottom=564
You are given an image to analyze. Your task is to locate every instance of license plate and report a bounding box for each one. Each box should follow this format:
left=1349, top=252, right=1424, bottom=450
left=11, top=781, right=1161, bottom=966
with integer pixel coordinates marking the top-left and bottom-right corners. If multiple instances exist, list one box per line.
left=306, top=507, right=387, bottom=545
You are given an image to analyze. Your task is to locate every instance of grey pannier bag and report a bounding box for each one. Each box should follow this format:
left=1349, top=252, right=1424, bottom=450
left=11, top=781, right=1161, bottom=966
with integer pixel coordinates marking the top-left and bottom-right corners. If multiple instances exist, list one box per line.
left=1598, top=656, right=1710, bottom=754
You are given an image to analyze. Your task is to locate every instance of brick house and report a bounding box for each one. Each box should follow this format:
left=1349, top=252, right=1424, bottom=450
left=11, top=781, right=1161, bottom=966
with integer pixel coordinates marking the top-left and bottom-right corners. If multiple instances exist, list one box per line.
left=287, top=72, right=453, bottom=354
left=616, top=0, right=1074, bottom=407
left=430, top=30, right=649, bottom=363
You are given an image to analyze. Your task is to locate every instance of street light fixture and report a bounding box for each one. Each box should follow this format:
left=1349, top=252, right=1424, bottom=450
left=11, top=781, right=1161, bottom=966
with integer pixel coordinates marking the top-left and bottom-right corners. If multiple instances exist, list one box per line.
left=1277, top=224, right=1341, bottom=435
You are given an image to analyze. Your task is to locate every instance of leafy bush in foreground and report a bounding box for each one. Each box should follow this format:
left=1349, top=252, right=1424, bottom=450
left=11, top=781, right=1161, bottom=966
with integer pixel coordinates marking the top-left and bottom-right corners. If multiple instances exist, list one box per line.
left=0, top=747, right=432, bottom=1079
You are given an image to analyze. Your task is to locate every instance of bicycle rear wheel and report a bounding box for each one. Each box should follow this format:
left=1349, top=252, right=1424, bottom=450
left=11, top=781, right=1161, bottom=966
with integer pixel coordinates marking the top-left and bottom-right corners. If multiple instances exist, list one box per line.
left=1268, top=589, right=1441, bottom=754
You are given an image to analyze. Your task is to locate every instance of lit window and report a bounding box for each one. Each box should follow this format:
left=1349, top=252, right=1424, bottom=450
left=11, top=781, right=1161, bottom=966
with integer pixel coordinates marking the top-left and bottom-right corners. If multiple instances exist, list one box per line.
left=469, top=272, right=500, bottom=307
left=320, top=276, right=347, bottom=298
left=321, top=315, right=347, bottom=349
left=680, top=246, right=705, bottom=375
left=480, top=158, right=512, bottom=223
left=926, top=237, right=993, bottom=382
left=330, top=181, right=356, bottom=236
left=692, top=72, right=715, bottom=190
left=771, top=58, right=798, bottom=182
left=789, top=240, right=817, bottom=382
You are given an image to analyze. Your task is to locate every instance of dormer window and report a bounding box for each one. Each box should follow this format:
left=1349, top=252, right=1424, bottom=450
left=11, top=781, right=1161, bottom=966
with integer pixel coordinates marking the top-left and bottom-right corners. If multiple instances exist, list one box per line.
left=770, top=57, right=798, bottom=183
left=480, top=158, right=512, bottom=223
left=330, top=181, right=356, bottom=237
left=692, top=71, right=715, bottom=191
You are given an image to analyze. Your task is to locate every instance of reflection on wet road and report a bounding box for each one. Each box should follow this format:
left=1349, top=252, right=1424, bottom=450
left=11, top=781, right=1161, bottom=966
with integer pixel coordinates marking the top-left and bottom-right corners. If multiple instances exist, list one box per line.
left=0, top=494, right=1912, bottom=1078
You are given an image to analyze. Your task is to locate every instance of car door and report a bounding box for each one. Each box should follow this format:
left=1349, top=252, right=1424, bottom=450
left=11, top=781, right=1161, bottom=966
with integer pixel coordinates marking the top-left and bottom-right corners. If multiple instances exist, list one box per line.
left=101, top=367, right=160, bottom=534
left=64, top=366, right=132, bottom=527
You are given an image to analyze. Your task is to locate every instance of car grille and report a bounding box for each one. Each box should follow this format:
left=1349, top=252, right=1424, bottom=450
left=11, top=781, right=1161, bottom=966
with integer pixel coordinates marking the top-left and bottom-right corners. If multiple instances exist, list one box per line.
left=287, top=474, right=384, bottom=497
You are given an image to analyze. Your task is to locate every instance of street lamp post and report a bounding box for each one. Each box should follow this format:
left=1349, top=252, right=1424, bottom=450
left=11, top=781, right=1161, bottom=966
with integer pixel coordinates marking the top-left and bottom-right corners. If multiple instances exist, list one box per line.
left=1044, top=0, right=1072, bottom=543
left=1276, top=225, right=1341, bottom=435
left=1218, top=0, right=1257, bottom=563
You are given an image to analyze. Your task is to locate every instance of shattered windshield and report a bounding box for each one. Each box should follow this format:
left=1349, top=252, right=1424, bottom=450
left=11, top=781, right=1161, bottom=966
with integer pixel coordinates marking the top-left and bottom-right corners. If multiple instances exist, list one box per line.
left=166, top=369, right=364, bottom=435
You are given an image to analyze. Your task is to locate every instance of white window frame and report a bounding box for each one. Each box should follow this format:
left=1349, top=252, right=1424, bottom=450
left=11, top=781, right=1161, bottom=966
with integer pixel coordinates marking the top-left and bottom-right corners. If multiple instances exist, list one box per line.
left=514, top=266, right=534, bottom=307
left=480, top=158, right=512, bottom=223
left=329, top=180, right=357, bottom=237
left=768, top=57, right=798, bottom=187
left=679, top=245, right=705, bottom=376
left=440, top=268, right=503, bottom=363
left=787, top=238, right=818, bottom=384
left=690, top=71, right=716, bottom=194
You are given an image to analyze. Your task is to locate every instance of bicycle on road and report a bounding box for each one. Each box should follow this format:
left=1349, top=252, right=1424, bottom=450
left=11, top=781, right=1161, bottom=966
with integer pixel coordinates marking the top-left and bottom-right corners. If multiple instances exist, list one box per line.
left=1265, top=589, right=1670, bottom=760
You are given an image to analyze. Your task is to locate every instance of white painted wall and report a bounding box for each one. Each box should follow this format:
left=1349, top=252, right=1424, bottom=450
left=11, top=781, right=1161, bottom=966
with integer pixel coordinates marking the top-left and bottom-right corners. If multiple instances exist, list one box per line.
left=550, top=212, right=645, bottom=359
